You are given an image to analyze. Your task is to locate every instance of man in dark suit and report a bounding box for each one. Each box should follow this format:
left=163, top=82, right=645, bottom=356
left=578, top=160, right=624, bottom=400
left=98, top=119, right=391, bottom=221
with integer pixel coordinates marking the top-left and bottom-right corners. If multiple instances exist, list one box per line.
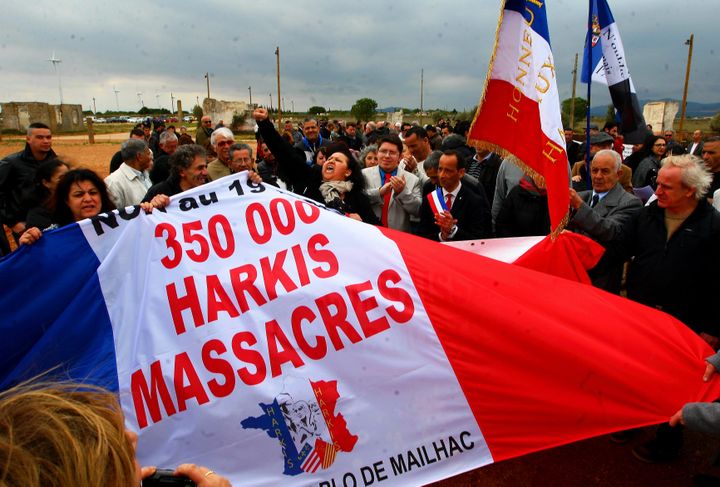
left=568, top=149, right=642, bottom=293
left=687, top=130, right=704, bottom=157
left=418, top=150, right=491, bottom=241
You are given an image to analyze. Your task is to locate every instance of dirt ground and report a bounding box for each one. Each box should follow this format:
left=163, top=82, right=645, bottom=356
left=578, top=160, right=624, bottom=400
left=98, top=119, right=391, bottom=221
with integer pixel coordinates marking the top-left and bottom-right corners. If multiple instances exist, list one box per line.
left=1, top=138, right=118, bottom=179
left=0, top=133, right=257, bottom=179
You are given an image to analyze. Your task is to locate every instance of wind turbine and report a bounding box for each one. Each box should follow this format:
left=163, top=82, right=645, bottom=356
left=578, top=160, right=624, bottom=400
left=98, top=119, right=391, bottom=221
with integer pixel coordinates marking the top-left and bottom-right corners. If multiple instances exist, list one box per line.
left=113, top=86, right=120, bottom=110
left=47, top=51, right=63, bottom=104
left=136, top=90, right=144, bottom=108
left=155, top=93, right=160, bottom=109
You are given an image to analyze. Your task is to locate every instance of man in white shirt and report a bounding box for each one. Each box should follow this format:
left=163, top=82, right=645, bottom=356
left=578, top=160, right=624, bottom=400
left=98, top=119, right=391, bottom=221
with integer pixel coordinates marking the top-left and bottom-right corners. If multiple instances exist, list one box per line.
left=104, top=139, right=152, bottom=208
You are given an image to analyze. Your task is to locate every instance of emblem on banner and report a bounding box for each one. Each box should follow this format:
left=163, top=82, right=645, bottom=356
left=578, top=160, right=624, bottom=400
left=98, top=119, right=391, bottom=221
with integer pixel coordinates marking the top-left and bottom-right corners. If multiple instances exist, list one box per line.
left=241, top=378, right=358, bottom=476
left=590, top=14, right=601, bottom=47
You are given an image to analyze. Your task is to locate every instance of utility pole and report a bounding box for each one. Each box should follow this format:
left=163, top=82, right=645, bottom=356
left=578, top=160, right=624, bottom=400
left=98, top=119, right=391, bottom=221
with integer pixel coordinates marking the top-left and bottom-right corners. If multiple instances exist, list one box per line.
left=248, top=86, right=253, bottom=106
left=113, top=86, right=120, bottom=111
left=92, top=97, right=97, bottom=114
left=204, top=72, right=210, bottom=100
left=155, top=94, right=160, bottom=109
left=275, top=46, right=282, bottom=126
left=170, top=92, right=175, bottom=112
left=570, top=53, right=578, bottom=129
left=679, top=34, right=694, bottom=139
left=291, top=100, right=294, bottom=113
left=420, top=68, right=424, bottom=125
left=269, top=93, right=273, bottom=111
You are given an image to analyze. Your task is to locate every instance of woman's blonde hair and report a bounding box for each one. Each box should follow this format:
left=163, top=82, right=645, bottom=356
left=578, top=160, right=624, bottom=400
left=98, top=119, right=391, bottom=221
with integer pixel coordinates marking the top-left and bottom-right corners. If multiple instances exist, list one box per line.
left=0, top=382, right=136, bottom=487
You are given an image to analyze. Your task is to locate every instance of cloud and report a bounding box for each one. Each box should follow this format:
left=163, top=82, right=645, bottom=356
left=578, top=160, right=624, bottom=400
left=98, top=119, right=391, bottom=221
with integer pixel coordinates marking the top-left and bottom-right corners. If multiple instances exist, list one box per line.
left=1, top=0, right=715, bottom=114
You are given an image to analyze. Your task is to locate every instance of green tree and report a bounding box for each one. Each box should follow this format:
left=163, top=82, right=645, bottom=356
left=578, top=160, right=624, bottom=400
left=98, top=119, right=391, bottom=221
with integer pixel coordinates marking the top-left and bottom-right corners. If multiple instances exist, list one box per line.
left=350, top=98, right=378, bottom=122
left=308, top=106, right=326, bottom=116
left=605, top=105, right=616, bottom=125
left=710, top=112, right=720, bottom=132
left=192, top=104, right=204, bottom=119
left=561, top=97, right=588, bottom=128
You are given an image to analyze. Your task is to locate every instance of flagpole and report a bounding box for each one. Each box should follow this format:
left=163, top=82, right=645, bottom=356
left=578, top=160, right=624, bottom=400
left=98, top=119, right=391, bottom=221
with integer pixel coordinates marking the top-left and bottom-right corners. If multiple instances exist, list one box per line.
left=585, top=0, right=594, bottom=190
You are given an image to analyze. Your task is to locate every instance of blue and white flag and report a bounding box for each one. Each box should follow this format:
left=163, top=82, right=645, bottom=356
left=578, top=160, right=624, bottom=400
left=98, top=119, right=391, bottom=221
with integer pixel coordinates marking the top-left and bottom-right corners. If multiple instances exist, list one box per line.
left=581, top=0, right=647, bottom=144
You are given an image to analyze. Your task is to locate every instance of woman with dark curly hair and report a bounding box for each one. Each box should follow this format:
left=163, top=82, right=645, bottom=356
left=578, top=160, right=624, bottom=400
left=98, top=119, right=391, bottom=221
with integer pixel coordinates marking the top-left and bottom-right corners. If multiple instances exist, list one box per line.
left=632, top=135, right=667, bottom=189
left=19, top=168, right=116, bottom=245
left=253, top=108, right=379, bottom=224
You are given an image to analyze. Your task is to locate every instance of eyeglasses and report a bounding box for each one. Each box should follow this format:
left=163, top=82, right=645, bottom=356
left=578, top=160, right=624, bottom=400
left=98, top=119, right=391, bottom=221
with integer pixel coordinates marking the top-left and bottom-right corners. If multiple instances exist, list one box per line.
left=216, top=140, right=234, bottom=147
left=653, top=143, right=667, bottom=147
left=378, top=149, right=399, bottom=157
left=203, top=121, right=212, bottom=124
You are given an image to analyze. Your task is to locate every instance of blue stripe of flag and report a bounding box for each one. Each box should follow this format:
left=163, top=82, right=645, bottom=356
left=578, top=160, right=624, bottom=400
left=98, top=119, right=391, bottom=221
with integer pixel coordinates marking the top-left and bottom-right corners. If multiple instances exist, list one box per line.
left=505, top=0, right=552, bottom=46
left=0, top=223, right=118, bottom=391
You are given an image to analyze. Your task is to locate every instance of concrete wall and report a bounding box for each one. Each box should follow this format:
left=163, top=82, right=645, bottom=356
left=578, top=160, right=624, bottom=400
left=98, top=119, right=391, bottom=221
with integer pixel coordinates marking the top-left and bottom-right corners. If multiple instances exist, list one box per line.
left=202, top=98, right=253, bottom=131
left=1, top=102, right=84, bottom=133
left=643, top=101, right=679, bottom=133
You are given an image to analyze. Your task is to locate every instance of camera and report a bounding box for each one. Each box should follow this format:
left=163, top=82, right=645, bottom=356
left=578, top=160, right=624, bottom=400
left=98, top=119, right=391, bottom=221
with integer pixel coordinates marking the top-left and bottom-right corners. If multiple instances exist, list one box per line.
left=141, top=469, right=196, bottom=487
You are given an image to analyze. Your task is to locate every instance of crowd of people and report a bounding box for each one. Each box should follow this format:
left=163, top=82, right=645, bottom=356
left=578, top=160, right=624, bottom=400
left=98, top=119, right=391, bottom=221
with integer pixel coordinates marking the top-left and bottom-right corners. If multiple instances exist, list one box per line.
left=1, top=113, right=720, bottom=482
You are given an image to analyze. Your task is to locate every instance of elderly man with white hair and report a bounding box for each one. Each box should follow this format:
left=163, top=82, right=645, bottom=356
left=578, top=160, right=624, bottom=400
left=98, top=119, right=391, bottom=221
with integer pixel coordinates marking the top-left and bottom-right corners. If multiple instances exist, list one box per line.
left=618, top=154, right=720, bottom=464
left=567, top=149, right=642, bottom=293
left=207, top=126, right=235, bottom=181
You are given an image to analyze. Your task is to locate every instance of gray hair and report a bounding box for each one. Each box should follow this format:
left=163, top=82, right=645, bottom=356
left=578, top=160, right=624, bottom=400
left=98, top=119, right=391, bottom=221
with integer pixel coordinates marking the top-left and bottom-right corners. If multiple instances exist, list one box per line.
left=229, top=143, right=253, bottom=160
left=210, top=127, right=234, bottom=146
left=358, top=144, right=377, bottom=167
left=120, top=138, right=148, bottom=162
left=365, top=121, right=377, bottom=131
left=662, top=154, right=712, bottom=200
left=592, top=149, right=622, bottom=171
left=423, top=150, right=443, bottom=171
left=170, top=144, right=207, bottom=176
left=159, top=131, right=178, bottom=144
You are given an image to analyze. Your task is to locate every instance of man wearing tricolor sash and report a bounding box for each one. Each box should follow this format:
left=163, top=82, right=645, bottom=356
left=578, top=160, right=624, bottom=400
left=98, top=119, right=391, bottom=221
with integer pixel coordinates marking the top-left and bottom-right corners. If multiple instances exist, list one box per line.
left=418, top=151, right=489, bottom=241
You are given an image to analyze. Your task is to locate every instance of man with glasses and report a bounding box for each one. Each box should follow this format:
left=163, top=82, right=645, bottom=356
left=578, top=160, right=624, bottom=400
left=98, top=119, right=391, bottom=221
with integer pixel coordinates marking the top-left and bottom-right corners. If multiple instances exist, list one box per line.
left=195, top=115, right=214, bottom=154
left=207, top=127, right=235, bottom=181
left=362, top=135, right=422, bottom=233
left=663, top=129, right=681, bottom=154
left=228, top=143, right=256, bottom=173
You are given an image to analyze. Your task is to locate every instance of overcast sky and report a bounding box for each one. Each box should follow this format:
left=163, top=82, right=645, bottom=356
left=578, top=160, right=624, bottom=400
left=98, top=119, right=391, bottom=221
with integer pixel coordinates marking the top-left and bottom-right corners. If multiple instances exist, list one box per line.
left=1, top=0, right=715, bottom=113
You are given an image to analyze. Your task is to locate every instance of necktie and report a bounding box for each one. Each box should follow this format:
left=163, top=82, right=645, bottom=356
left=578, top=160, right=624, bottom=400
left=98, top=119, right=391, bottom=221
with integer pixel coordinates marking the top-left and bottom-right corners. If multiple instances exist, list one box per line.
left=381, top=172, right=392, bottom=227
left=590, top=194, right=600, bottom=208
left=445, top=193, right=453, bottom=211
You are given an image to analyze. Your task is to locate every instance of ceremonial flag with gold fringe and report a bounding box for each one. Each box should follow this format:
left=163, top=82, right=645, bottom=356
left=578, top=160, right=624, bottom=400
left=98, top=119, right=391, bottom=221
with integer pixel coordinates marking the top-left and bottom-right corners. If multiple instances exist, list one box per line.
left=468, top=0, right=569, bottom=236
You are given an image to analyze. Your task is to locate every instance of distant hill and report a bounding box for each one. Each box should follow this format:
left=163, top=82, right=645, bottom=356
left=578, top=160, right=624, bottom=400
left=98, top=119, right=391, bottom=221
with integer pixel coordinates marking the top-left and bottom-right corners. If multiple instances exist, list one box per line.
left=590, top=100, right=720, bottom=118
left=376, top=106, right=403, bottom=113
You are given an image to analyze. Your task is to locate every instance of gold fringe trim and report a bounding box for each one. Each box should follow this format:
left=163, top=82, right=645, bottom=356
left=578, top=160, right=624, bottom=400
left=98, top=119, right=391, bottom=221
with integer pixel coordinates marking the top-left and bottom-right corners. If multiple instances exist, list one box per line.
left=466, top=0, right=569, bottom=240
left=468, top=0, right=506, bottom=137
left=549, top=211, right=569, bottom=242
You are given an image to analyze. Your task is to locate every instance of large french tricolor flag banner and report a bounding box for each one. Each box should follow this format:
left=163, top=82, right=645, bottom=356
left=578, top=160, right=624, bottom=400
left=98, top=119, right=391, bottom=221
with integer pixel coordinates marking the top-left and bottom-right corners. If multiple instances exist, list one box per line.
left=468, top=0, right=569, bottom=236
left=2, top=173, right=720, bottom=486
left=581, top=0, right=647, bottom=144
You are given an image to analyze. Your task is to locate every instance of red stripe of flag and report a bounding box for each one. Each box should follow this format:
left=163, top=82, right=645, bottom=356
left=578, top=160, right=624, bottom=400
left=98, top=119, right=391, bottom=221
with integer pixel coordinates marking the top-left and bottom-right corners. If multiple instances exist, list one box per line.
left=383, top=227, right=720, bottom=461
